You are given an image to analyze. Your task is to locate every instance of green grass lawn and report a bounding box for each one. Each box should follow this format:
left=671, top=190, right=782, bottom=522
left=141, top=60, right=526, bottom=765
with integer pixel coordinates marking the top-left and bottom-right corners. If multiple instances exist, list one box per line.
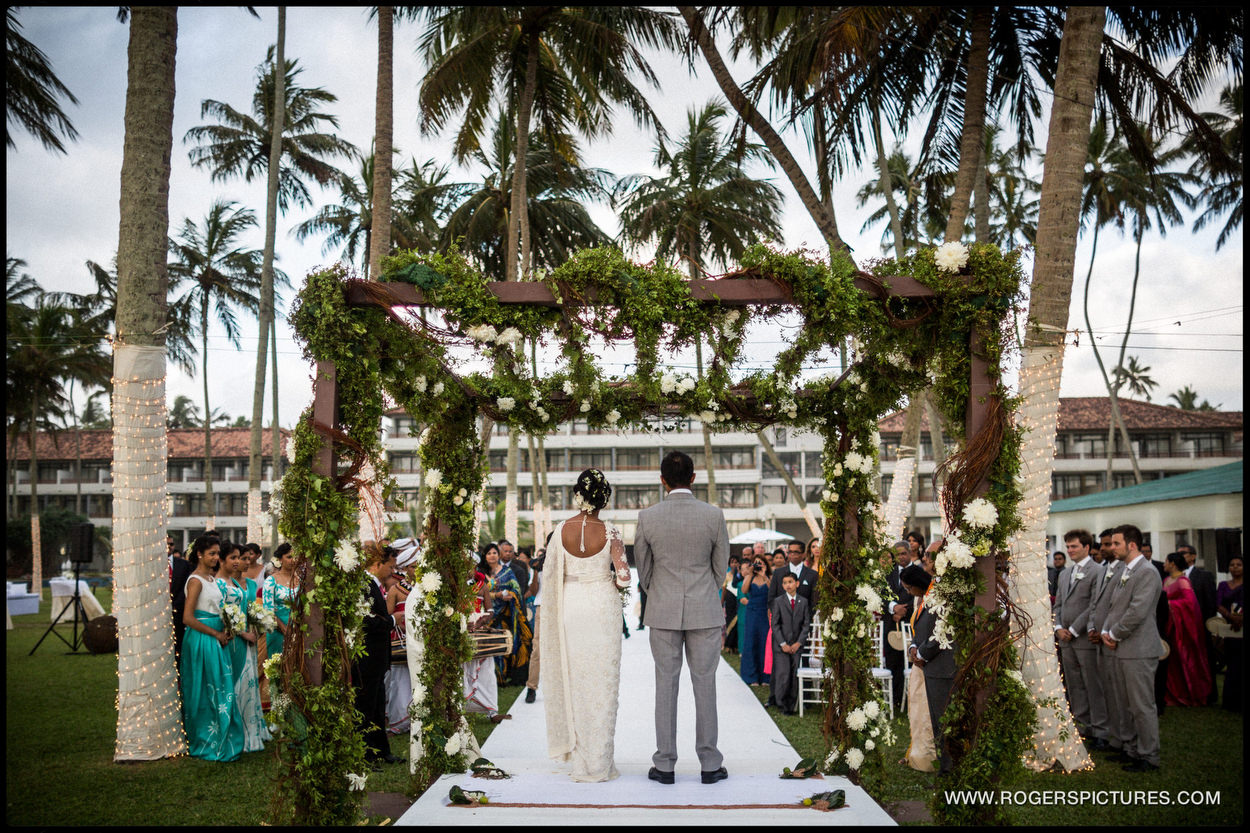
left=5, top=591, right=519, bottom=825
left=722, top=649, right=1243, bottom=825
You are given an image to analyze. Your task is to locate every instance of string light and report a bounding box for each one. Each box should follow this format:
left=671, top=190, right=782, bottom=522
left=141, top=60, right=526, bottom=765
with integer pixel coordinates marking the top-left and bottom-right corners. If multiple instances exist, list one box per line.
left=1008, top=343, right=1093, bottom=773
left=111, top=345, right=188, bottom=761
left=879, top=453, right=917, bottom=539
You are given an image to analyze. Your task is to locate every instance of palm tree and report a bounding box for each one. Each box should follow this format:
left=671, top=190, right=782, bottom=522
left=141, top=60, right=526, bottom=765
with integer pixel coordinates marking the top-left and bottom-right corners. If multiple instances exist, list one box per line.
left=112, top=4, right=184, bottom=763
left=615, top=100, right=786, bottom=512
left=168, top=394, right=201, bottom=429
left=1188, top=81, right=1243, bottom=249
left=5, top=7, right=79, bottom=153
left=168, top=200, right=267, bottom=529
left=419, top=6, right=682, bottom=283
left=1167, top=385, right=1221, bottom=411
left=1114, top=356, right=1157, bottom=402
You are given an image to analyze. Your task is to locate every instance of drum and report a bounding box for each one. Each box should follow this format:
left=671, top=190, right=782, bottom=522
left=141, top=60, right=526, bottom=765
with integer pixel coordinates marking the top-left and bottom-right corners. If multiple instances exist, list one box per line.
left=391, top=634, right=407, bottom=664
left=471, top=629, right=513, bottom=659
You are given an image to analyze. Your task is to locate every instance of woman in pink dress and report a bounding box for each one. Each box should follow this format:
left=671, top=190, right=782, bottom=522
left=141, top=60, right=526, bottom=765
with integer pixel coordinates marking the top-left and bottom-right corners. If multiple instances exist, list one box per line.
left=1162, top=551, right=1213, bottom=706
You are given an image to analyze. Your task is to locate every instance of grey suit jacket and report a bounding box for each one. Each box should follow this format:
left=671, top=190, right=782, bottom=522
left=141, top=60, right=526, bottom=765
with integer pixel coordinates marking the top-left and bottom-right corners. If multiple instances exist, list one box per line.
left=634, top=491, right=730, bottom=630
left=1054, top=558, right=1103, bottom=648
left=1087, top=559, right=1122, bottom=636
left=912, top=605, right=955, bottom=679
left=1103, top=557, right=1163, bottom=658
left=770, top=594, right=811, bottom=649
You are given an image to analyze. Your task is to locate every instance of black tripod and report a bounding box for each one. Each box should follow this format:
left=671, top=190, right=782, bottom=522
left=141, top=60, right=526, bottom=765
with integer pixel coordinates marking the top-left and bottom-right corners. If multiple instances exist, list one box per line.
left=29, top=560, right=90, bottom=655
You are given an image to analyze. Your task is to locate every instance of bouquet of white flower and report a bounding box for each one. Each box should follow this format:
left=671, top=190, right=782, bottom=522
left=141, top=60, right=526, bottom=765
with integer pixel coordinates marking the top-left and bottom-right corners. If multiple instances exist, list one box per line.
left=221, top=602, right=248, bottom=637
left=249, top=599, right=277, bottom=633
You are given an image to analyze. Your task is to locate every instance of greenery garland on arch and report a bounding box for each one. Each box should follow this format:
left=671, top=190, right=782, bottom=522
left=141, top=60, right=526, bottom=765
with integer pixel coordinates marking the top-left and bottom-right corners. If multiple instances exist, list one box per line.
left=268, top=241, right=1032, bottom=824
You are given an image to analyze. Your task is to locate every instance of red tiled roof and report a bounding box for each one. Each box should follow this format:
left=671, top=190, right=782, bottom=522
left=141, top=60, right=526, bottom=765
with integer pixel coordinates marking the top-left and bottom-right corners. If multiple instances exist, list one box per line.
left=877, top=397, right=1242, bottom=434
left=7, top=427, right=291, bottom=462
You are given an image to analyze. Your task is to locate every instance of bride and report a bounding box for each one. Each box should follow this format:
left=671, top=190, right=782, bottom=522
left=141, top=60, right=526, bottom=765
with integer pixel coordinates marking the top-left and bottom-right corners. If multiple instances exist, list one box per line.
left=541, top=468, right=632, bottom=782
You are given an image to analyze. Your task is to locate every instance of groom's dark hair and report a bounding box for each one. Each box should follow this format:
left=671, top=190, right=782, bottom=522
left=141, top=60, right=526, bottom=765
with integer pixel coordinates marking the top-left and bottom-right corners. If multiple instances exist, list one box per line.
left=661, top=450, right=694, bottom=488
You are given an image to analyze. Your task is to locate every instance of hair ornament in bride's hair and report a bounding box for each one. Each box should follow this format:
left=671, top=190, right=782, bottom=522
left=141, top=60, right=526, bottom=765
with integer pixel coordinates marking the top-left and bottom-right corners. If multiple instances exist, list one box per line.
left=573, top=468, right=612, bottom=511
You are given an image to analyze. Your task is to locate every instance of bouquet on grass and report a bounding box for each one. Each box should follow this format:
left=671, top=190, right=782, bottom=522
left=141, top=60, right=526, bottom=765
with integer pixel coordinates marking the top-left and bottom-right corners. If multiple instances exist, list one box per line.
left=249, top=599, right=277, bottom=633
left=221, top=602, right=248, bottom=638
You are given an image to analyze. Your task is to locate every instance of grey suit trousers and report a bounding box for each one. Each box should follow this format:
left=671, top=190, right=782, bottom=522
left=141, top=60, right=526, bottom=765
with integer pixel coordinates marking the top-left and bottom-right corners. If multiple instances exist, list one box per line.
left=1059, top=641, right=1107, bottom=739
left=1097, top=645, right=1124, bottom=749
left=1114, top=654, right=1160, bottom=765
left=650, top=625, right=723, bottom=772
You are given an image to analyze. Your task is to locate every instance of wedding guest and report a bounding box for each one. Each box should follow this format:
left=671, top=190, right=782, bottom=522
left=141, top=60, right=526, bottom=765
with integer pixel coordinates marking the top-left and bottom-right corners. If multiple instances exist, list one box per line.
left=1053, top=529, right=1108, bottom=748
left=216, top=541, right=269, bottom=751
left=385, top=541, right=419, bottom=734
left=262, top=543, right=298, bottom=659
left=906, top=530, right=926, bottom=564
left=771, top=548, right=787, bottom=572
left=242, top=542, right=265, bottom=586
left=356, top=541, right=401, bottom=766
left=883, top=541, right=912, bottom=713
left=524, top=547, right=545, bottom=704
left=900, top=564, right=937, bottom=771
left=1179, top=543, right=1219, bottom=704
left=741, top=545, right=753, bottom=562
left=1215, top=555, right=1243, bottom=710
left=1087, top=533, right=1125, bottom=756
left=1162, top=552, right=1213, bottom=706
left=805, top=537, right=821, bottom=573
left=722, top=554, right=742, bottom=652
left=770, top=572, right=811, bottom=715
left=481, top=542, right=530, bottom=686
left=170, top=538, right=194, bottom=666
left=181, top=534, right=244, bottom=761
left=1048, top=550, right=1066, bottom=601
left=736, top=559, right=769, bottom=686
left=752, top=541, right=768, bottom=560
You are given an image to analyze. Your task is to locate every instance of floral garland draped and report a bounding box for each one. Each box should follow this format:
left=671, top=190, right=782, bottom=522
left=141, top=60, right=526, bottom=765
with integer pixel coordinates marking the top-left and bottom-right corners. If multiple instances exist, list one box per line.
left=266, top=241, right=1030, bottom=824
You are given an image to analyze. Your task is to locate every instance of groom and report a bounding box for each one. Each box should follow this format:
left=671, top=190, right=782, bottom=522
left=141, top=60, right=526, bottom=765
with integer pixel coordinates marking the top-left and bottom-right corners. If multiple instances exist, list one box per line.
left=634, top=451, right=731, bottom=785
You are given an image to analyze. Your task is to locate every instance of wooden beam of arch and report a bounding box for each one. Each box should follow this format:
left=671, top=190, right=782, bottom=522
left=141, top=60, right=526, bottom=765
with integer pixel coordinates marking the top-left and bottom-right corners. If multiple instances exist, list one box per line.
left=342, top=273, right=936, bottom=309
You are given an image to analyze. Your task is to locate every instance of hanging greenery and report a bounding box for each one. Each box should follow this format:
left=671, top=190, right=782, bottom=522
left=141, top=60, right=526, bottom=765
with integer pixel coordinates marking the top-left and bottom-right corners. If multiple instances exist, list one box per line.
left=274, top=241, right=1029, bottom=824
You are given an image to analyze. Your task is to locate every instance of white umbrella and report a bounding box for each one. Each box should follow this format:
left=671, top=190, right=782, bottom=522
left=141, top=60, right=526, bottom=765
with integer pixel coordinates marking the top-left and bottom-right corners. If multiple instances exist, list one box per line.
left=729, top=527, right=785, bottom=545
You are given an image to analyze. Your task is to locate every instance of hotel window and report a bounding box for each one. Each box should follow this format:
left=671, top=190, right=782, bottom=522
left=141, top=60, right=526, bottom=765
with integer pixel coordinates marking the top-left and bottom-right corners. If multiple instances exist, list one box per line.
left=570, top=450, right=612, bottom=470
left=390, top=453, right=420, bottom=473
left=616, top=449, right=659, bottom=470
left=615, top=486, right=660, bottom=509
left=1068, top=434, right=1107, bottom=458
left=878, top=437, right=900, bottom=461
left=1183, top=433, right=1224, bottom=456
left=804, top=452, right=823, bottom=477
left=760, top=485, right=789, bottom=504
left=1137, top=434, right=1171, bottom=458
left=716, top=447, right=757, bottom=469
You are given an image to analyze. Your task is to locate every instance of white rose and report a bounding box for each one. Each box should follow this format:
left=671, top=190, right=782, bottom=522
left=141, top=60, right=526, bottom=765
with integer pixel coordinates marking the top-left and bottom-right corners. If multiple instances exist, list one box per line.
left=865, top=739, right=875, bottom=751
left=829, top=607, right=845, bottom=622
left=415, top=375, right=428, bottom=393
left=845, top=747, right=864, bottom=770
left=458, top=488, right=467, bottom=497
left=962, top=497, right=998, bottom=529
left=425, top=468, right=443, bottom=490
left=846, top=708, right=868, bottom=731
left=432, top=381, right=444, bottom=396
left=723, top=309, right=740, bottom=327
left=444, top=733, right=461, bottom=755
left=466, top=323, right=497, bottom=343
left=284, top=438, right=296, bottom=465
left=334, top=541, right=360, bottom=573
left=580, top=399, right=591, bottom=413
left=453, top=495, right=464, bottom=506
left=444, top=605, right=455, bottom=617
left=562, top=380, right=575, bottom=396
left=411, top=680, right=427, bottom=705
left=496, top=326, right=523, bottom=346
left=833, top=463, right=843, bottom=477
left=660, top=373, right=677, bottom=395
left=496, top=396, right=515, bottom=412
left=605, top=409, right=620, bottom=426
left=934, top=241, right=970, bottom=273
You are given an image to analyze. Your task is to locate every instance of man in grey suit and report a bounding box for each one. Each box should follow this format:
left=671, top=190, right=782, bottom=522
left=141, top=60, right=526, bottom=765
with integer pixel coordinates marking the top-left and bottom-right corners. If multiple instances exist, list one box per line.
left=1053, top=529, right=1108, bottom=748
left=1087, top=535, right=1126, bottom=755
left=634, top=451, right=731, bottom=785
left=1102, top=524, right=1163, bottom=772
left=908, top=563, right=955, bottom=774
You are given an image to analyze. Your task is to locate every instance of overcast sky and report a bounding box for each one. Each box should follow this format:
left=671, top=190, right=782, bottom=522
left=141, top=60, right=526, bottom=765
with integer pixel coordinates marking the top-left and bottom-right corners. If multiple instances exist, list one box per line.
left=6, top=6, right=1243, bottom=430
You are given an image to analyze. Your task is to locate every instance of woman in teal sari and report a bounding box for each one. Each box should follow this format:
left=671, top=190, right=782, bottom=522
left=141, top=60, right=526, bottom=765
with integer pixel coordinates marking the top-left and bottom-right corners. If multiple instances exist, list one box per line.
left=480, top=542, right=531, bottom=685
left=216, top=541, right=270, bottom=752
left=262, top=542, right=299, bottom=659
left=181, top=534, right=245, bottom=762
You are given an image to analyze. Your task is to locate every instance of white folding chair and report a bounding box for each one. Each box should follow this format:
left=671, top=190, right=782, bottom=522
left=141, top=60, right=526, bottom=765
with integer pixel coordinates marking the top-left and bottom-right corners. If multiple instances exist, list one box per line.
left=796, top=616, right=827, bottom=717
left=899, top=621, right=914, bottom=711
left=869, top=617, right=895, bottom=719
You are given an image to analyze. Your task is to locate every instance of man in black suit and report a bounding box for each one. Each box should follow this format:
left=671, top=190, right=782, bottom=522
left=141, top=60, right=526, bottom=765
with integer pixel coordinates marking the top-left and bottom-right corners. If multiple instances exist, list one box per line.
left=907, top=563, right=954, bottom=774
left=770, top=573, right=812, bottom=715
left=1179, top=543, right=1219, bottom=703
left=356, top=542, right=401, bottom=767
left=882, top=541, right=912, bottom=712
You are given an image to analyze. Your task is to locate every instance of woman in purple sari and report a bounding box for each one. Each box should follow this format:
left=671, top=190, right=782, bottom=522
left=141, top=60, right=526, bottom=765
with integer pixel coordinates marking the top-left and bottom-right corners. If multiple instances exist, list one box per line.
left=1162, top=552, right=1213, bottom=706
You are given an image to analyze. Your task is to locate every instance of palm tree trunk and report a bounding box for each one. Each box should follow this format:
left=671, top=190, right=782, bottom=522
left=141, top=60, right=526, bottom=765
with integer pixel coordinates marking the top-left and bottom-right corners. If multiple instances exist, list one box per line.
left=507, top=31, right=539, bottom=282
left=1108, top=230, right=1146, bottom=484
left=367, top=6, right=393, bottom=281
left=872, top=104, right=906, bottom=257
left=679, top=5, right=850, bottom=256
left=923, top=390, right=949, bottom=494
left=201, top=298, right=215, bottom=530
left=944, top=6, right=991, bottom=241
left=504, top=426, right=520, bottom=544
left=270, top=315, right=281, bottom=549
left=974, top=138, right=991, bottom=243
left=757, top=428, right=821, bottom=537
left=526, top=431, right=543, bottom=546
left=902, top=396, right=923, bottom=530
left=70, top=379, right=83, bottom=515
left=113, top=4, right=184, bottom=762
left=30, top=396, right=42, bottom=600
left=531, top=340, right=551, bottom=541
left=1009, top=4, right=1106, bottom=775
left=248, top=6, right=285, bottom=545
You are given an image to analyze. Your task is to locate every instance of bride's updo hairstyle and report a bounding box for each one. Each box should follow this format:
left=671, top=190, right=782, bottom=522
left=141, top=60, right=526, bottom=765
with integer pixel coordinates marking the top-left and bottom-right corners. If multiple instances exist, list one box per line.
left=572, top=468, right=612, bottom=511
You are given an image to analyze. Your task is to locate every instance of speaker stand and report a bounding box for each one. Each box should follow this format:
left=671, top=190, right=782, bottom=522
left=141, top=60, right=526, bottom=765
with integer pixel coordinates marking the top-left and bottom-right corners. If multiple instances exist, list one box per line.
left=29, top=561, right=89, bottom=655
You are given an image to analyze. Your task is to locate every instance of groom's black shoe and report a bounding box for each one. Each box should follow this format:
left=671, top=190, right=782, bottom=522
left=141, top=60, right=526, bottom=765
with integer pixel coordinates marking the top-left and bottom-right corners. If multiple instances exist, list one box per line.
left=525, top=688, right=536, bottom=703
left=701, top=767, right=728, bottom=784
left=648, top=767, right=675, bottom=785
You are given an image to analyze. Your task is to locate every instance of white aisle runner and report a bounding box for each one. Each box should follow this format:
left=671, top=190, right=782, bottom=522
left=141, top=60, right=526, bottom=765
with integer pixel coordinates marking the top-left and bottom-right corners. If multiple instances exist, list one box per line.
left=396, top=580, right=895, bottom=826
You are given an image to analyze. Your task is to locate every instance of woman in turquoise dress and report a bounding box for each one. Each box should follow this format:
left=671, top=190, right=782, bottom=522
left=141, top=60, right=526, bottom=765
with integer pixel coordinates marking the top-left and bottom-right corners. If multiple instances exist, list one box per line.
left=262, top=542, right=299, bottom=659
left=216, top=541, right=270, bottom=752
left=736, top=559, right=770, bottom=685
left=181, top=534, right=244, bottom=762
left=480, top=542, right=530, bottom=685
